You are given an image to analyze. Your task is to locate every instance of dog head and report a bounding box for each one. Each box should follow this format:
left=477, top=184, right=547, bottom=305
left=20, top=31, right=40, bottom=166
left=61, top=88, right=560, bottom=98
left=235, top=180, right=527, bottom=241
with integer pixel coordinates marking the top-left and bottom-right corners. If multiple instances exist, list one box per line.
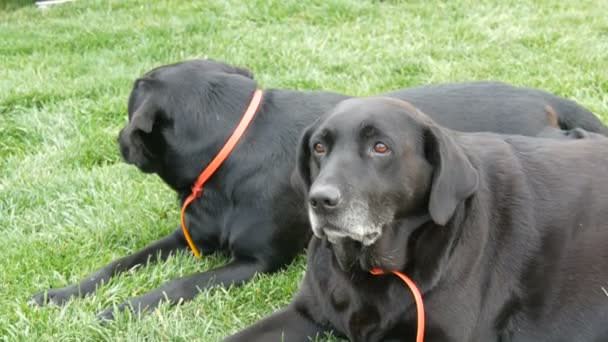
left=295, top=97, right=478, bottom=270
left=118, top=59, right=255, bottom=191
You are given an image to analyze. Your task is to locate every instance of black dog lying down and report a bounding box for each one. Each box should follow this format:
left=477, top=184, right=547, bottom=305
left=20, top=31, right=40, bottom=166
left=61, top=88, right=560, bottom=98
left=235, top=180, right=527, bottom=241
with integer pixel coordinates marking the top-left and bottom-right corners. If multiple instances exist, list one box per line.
left=227, top=97, right=608, bottom=342
left=29, top=60, right=608, bottom=320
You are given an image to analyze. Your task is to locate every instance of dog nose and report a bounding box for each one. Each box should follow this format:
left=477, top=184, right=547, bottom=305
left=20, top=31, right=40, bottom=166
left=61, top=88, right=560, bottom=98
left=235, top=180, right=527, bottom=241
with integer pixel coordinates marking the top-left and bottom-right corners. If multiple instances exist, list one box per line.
left=309, top=185, right=341, bottom=211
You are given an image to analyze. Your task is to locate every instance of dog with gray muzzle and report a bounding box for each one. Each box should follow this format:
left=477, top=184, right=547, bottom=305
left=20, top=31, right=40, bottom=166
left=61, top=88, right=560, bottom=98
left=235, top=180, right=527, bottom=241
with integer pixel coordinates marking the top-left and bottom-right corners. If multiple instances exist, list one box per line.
left=226, top=97, right=608, bottom=342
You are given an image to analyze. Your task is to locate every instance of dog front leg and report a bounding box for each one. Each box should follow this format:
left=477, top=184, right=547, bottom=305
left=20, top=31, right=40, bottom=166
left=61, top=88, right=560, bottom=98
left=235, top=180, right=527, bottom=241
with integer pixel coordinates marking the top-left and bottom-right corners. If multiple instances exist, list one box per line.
left=96, top=257, right=267, bottom=320
left=223, top=305, right=330, bottom=342
left=29, top=227, right=188, bottom=306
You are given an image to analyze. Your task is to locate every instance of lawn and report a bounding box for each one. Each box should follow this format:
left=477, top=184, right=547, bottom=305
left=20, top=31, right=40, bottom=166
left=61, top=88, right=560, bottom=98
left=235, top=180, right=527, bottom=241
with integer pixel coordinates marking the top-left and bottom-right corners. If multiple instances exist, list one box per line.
left=1, top=0, right=607, bottom=340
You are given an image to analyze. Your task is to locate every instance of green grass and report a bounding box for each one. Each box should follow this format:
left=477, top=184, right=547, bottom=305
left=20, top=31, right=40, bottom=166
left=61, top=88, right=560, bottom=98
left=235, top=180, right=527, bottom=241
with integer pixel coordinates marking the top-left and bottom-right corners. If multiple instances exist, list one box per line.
left=1, top=0, right=606, bottom=340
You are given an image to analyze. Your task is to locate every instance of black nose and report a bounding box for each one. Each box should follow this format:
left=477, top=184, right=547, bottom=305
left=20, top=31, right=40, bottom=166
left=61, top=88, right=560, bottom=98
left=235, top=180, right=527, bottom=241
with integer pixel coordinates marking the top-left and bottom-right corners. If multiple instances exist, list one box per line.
left=309, top=185, right=341, bottom=211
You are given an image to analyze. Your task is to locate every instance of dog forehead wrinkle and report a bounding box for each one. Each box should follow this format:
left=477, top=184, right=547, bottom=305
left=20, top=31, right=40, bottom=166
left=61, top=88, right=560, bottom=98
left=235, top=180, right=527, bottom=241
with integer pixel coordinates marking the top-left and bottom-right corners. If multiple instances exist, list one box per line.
left=370, top=97, right=435, bottom=129
left=329, top=100, right=428, bottom=143
left=338, top=96, right=417, bottom=115
left=324, top=105, right=370, bottom=127
left=357, top=121, right=382, bottom=138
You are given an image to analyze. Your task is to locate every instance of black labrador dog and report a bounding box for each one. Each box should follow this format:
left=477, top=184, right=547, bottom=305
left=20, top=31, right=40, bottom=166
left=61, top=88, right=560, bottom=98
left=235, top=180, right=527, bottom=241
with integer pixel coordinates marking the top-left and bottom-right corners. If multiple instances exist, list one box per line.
left=226, top=97, right=608, bottom=342
left=29, top=59, right=608, bottom=320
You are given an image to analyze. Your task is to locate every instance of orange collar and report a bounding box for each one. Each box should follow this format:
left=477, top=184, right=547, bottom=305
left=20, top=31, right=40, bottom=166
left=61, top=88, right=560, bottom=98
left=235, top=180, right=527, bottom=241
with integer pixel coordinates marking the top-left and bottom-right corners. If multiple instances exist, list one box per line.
left=370, top=268, right=425, bottom=342
left=180, top=89, right=263, bottom=259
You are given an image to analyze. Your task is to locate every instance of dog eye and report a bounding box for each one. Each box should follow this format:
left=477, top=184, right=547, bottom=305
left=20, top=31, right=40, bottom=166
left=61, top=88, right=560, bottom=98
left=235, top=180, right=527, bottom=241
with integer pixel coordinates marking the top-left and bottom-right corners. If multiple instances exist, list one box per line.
left=313, top=143, right=326, bottom=154
left=372, top=142, right=389, bottom=154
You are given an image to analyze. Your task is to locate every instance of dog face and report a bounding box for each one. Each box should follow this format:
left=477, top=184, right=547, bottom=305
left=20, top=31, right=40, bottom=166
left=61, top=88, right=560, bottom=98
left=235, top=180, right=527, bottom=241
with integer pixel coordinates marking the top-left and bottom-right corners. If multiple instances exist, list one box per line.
left=295, top=97, right=478, bottom=270
left=118, top=59, right=254, bottom=190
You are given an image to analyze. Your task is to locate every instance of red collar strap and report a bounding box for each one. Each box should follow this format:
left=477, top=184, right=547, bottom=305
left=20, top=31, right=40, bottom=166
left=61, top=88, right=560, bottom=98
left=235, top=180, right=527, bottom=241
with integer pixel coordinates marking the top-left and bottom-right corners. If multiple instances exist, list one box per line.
left=370, top=268, right=425, bottom=342
left=180, top=89, right=263, bottom=259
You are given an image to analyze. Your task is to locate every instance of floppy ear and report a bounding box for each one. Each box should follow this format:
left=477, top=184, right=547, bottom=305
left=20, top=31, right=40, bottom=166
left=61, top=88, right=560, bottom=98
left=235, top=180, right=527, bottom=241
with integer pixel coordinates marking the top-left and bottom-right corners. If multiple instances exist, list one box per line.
left=120, top=95, right=161, bottom=165
left=424, top=125, right=478, bottom=225
left=290, top=122, right=318, bottom=193
left=232, top=66, right=254, bottom=79
left=128, top=97, right=159, bottom=134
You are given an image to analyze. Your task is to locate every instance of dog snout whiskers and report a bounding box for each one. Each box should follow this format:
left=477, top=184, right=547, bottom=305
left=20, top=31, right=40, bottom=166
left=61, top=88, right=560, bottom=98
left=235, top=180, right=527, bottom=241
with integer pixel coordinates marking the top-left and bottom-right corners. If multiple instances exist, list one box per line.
left=324, top=228, right=381, bottom=246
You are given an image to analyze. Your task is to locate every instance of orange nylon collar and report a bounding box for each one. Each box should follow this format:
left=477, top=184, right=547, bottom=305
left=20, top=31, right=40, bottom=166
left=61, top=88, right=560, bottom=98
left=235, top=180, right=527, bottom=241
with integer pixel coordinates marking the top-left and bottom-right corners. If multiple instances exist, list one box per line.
left=370, top=268, right=425, bottom=342
left=180, top=89, right=263, bottom=259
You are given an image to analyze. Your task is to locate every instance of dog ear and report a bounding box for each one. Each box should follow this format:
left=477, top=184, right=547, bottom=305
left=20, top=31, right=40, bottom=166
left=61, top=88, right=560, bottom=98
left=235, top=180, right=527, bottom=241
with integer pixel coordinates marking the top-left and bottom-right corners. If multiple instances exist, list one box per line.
left=120, top=95, right=161, bottom=165
left=129, top=97, right=159, bottom=134
left=291, top=122, right=318, bottom=193
left=424, top=125, right=478, bottom=225
left=232, top=66, right=254, bottom=79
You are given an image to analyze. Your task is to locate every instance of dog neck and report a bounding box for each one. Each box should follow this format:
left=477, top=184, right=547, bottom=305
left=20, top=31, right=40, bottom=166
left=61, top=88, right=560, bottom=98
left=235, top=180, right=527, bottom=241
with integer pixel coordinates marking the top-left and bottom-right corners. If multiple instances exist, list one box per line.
left=361, top=213, right=432, bottom=271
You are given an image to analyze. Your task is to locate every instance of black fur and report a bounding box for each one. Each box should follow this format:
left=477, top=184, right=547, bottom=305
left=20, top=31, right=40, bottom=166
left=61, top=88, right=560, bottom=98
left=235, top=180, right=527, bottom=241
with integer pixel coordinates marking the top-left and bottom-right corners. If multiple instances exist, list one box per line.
left=227, top=97, right=608, bottom=341
left=29, top=59, right=608, bottom=321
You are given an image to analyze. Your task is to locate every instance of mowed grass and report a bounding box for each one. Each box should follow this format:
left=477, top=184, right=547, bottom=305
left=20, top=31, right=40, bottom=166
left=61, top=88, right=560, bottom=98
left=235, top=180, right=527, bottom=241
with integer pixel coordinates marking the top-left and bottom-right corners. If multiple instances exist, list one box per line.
left=1, top=0, right=607, bottom=340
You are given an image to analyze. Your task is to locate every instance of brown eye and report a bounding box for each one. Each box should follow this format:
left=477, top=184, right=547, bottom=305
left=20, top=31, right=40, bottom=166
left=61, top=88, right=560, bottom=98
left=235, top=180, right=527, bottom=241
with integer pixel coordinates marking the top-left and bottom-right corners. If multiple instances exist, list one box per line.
left=373, top=142, right=389, bottom=154
left=313, top=143, right=326, bottom=154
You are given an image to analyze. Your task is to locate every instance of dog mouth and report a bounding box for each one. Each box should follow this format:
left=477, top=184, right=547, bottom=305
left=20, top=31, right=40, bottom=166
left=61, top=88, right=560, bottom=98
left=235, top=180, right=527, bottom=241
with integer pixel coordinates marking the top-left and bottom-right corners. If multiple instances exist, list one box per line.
left=322, top=226, right=381, bottom=246
left=121, top=151, right=155, bottom=173
left=320, top=213, right=431, bottom=273
left=309, top=211, right=388, bottom=271
left=310, top=211, right=384, bottom=246
left=314, top=222, right=383, bottom=272
left=118, top=140, right=156, bottom=174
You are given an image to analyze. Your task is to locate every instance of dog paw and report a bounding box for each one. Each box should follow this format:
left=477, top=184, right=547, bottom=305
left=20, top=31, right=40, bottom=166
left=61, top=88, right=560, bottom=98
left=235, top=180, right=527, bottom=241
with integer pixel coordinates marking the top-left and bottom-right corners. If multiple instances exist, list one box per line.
left=28, top=288, right=75, bottom=306
left=97, top=301, right=136, bottom=322
left=97, top=296, right=157, bottom=321
left=96, top=307, right=117, bottom=322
